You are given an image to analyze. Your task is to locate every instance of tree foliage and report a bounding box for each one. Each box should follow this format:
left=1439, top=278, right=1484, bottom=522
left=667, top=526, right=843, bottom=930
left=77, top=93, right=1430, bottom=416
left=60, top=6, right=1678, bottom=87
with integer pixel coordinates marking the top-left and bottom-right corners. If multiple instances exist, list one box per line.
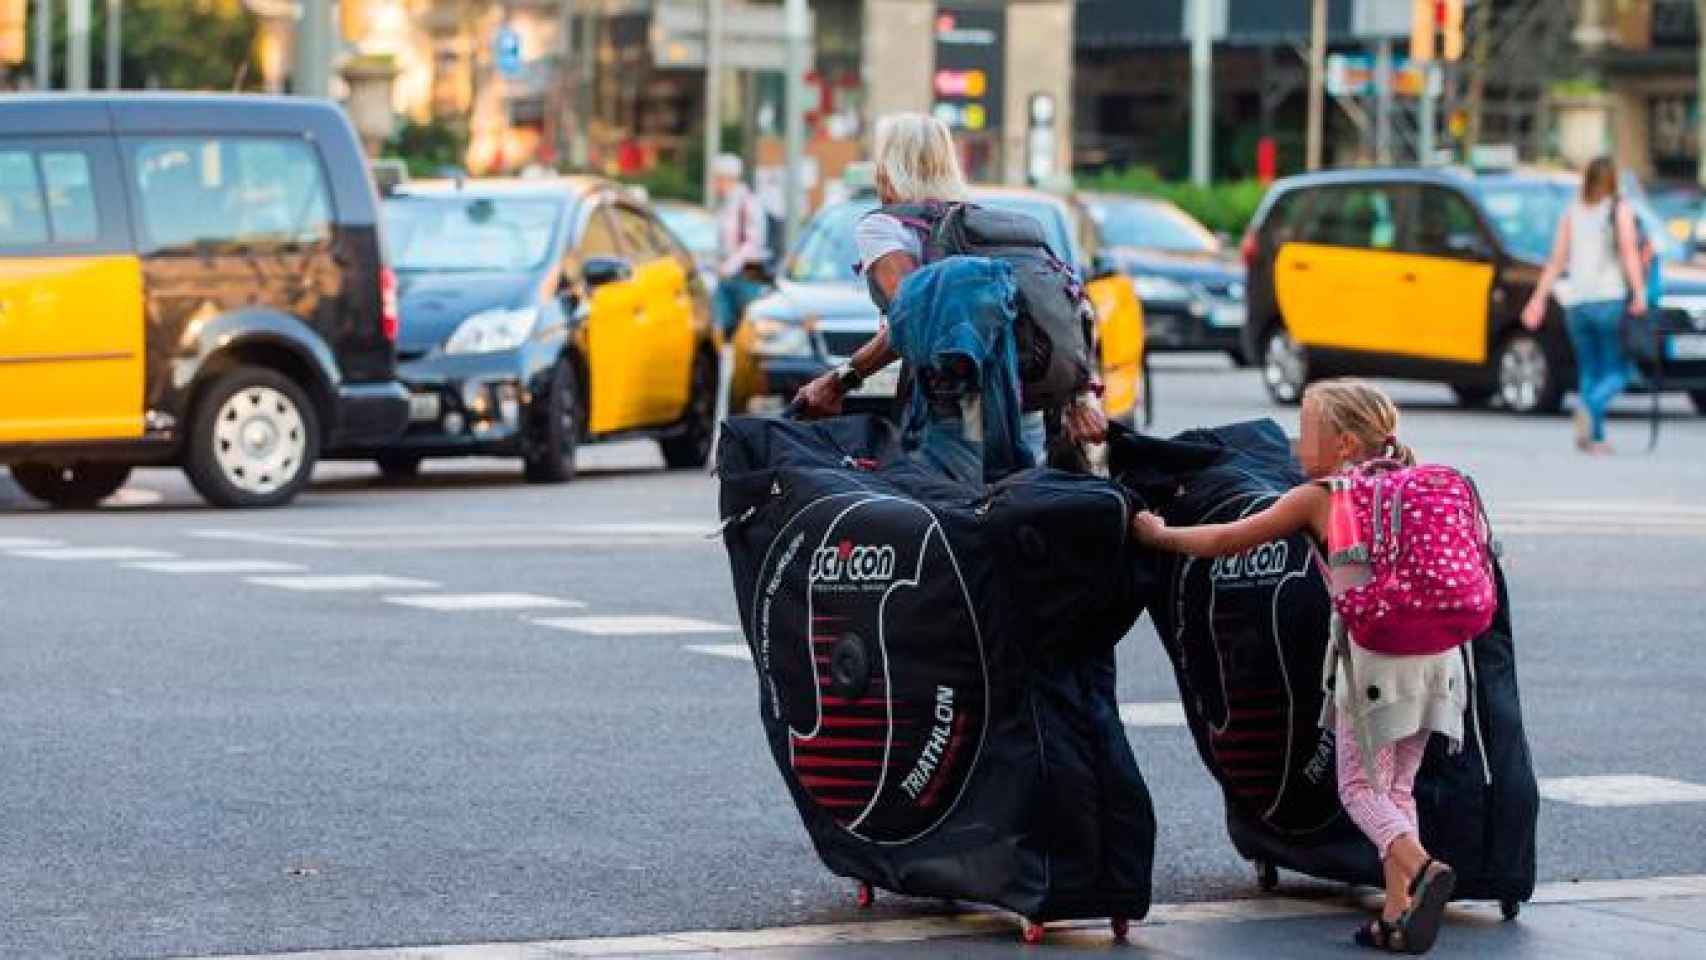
left=19, top=0, right=257, bottom=91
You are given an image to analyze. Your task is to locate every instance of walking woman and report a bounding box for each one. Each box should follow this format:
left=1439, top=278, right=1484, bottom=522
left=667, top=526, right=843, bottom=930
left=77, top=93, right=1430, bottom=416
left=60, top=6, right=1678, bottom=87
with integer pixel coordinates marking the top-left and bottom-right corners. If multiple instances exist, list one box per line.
left=1520, top=157, right=1648, bottom=454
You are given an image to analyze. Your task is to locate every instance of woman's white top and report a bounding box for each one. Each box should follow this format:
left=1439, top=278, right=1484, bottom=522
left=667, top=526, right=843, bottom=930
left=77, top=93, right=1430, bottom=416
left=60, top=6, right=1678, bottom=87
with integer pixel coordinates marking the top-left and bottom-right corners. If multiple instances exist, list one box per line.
left=1559, top=198, right=1628, bottom=307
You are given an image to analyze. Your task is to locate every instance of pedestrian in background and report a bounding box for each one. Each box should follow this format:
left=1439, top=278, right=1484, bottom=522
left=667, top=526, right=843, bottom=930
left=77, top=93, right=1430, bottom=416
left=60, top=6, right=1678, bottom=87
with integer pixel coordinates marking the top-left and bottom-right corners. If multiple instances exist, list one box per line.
left=711, top=154, right=771, bottom=336
left=1521, top=157, right=1648, bottom=455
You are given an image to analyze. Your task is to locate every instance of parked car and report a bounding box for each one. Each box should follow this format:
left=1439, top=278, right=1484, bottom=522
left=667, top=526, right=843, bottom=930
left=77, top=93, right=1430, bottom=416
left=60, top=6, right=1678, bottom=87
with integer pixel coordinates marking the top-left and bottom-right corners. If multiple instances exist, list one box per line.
left=0, top=94, right=409, bottom=508
left=653, top=200, right=721, bottom=293
left=732, top=187, right=1147, bottom=424
left=374, top=177, right=718, bottom=480
left=1080, top=193, right=1249, bottom=364
left=1241, top=166, right=1706, bottom=414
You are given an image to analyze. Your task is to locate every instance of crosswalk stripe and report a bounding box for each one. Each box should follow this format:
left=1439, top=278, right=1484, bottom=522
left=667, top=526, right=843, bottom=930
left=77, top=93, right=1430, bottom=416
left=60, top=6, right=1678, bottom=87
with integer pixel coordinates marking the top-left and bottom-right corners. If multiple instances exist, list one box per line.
left=7, top=546, right=176, bottom=561
left=685, top=642, right=752, bottom=661
left=530, top=615, right=735, bottom=636
left=0, top=536, right=61, bottom=549
left=247, top=575, right=439, bottom=592
left=1539, top=774, right=1706, bottom=807
left=125, top=559, right=308, bottom=574
left=384, top=593, right=583, bottom=612
left=1120, top=701, right=1188, bottom=727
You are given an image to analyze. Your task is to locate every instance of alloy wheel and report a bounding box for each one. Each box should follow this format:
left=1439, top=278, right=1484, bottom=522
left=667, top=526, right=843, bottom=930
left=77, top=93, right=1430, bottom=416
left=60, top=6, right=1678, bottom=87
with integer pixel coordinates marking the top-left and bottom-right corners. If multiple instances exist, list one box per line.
left=212, top=386, right=307, bottom=496
left=1263, top=328, right=1306, bottom=404
left=1498, top=337, right=1549, bottom=414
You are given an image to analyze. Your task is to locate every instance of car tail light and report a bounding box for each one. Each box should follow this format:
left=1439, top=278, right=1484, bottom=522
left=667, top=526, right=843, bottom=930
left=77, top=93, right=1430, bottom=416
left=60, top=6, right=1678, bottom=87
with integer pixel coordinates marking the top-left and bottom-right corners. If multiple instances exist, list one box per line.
left=379, top=265, right=399, bottom=343
left=1240, top=228, right=1258, bottom=271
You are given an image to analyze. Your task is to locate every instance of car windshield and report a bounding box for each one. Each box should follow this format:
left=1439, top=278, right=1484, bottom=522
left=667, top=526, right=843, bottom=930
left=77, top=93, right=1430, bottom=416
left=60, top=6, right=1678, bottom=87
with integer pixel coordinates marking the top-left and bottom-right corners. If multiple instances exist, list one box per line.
left=1475, top=180, right=1687, bottom=264
left=787, top=199, right=875, bottom=283
left=656, top=205, right=719, bottom=257
left=385, top=196, right=561, bottom=271
left=1091, top=199, right=1219, bottom=254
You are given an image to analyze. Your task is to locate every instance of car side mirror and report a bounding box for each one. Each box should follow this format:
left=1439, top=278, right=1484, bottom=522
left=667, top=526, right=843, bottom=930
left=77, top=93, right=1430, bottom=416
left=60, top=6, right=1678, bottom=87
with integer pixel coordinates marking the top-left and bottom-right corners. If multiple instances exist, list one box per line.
left=582, top=255, right=633, bottom=288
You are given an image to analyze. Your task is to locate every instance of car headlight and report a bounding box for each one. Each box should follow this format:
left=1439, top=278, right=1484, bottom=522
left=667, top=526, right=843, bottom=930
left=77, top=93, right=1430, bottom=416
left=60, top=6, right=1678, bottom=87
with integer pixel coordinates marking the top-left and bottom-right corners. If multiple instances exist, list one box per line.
left=749, top=315, right=814, bottom=358
left=444, top=306, right=539, bottom=355
left=1130, top=274, right=1194, bottom=302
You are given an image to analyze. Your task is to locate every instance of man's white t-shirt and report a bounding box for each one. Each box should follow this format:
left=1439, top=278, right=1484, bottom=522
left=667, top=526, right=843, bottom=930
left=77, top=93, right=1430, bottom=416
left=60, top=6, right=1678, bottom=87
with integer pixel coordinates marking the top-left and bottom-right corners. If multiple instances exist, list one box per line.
left=854, top=212, right=923, bottom=275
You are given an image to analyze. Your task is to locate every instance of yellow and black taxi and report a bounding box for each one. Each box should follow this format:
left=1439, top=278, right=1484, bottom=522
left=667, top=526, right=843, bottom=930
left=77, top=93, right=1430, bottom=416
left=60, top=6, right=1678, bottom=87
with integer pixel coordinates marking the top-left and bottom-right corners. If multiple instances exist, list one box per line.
left=733, top=186, right=1147, bottom=424
left=0, top=94, right=409, bottom=508
left=374, top=178, right=717, bottom=480
left=1242, top=166, right=1706, bottom=414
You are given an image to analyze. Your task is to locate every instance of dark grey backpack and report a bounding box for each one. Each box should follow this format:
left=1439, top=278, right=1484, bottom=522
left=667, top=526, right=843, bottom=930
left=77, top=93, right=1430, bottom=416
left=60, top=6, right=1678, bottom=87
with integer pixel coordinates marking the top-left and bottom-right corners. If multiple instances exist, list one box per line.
left=866, top=201, right=1095, bottom=410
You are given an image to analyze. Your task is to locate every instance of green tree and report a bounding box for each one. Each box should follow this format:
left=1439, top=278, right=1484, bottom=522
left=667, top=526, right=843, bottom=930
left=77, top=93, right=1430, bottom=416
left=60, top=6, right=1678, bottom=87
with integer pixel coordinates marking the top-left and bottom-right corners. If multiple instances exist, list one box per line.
left=23, top=0, right=257, bottom=91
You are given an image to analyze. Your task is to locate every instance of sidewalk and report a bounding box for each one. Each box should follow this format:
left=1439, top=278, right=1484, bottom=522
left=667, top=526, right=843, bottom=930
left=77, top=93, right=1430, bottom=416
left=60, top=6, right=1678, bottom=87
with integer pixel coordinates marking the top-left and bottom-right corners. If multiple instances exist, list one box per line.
left=185, top=875, right=1706, bottom=960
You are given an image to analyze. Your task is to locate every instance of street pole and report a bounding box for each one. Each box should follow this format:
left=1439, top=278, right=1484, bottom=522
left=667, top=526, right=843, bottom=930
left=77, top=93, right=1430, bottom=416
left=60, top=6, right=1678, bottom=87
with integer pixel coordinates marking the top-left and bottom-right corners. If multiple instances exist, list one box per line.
left=1419, top=62, right=1439, bottom=165
left=67, top=0, right=89, bottom=90
left=1466, top=0, right=1492, bottom=153
left=1305, top=0, right=1326, bottom=170
left=104, top=0, right=118, bottom=89
left=576, top=0, right=596, bottom=169
left=703, top=0, right=723, bottom=205
left=781, top=0, right=807, bottom=251
left=1696, top=0, right=1706, bottom=186
left=32, top=0, right=49, bottom=89
left=293, top=0, right=331, bottom=97
left=1188, top=0, right=1212, bottom=187
left=1375, top=36, right=1392, bottom=165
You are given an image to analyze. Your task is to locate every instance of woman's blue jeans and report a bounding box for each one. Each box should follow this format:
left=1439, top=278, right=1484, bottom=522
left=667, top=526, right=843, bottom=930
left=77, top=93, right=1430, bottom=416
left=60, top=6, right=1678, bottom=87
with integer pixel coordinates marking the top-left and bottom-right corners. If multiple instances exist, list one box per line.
left=1564, top=299, right=1631, bottom=442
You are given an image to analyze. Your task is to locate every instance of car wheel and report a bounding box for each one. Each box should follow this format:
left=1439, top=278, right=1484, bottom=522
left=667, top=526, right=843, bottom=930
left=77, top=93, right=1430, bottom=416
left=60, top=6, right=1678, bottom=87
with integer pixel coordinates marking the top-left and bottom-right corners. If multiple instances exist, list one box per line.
left=1452, top=384, right=1497, bottom=408
left=184, top=367, right=320, bottom=508
left=1496, top=332, right=1565, bottom=414
left=1261, top=324, right=1309, bottom=405
left=8, top=461, right=133, bottom=509
left=375, top=454, right=422, bottom=480
left=660, top=349, right=717, bottom=469
left=524, top=356, right=580, bottom=484
left=1691, top=389, right=1706, bottom=415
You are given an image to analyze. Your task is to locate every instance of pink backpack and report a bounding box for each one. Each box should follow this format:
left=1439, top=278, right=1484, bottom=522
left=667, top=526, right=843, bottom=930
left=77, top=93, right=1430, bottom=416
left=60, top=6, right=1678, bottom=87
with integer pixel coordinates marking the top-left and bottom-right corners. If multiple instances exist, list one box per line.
left=1331, top=460, right=1498, bottom=656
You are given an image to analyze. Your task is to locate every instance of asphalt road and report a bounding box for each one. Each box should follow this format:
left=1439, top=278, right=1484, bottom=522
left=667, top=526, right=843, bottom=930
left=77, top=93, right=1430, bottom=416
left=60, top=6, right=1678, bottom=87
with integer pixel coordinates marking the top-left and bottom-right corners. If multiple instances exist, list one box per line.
left=4, top=356, right=1704, bottom=959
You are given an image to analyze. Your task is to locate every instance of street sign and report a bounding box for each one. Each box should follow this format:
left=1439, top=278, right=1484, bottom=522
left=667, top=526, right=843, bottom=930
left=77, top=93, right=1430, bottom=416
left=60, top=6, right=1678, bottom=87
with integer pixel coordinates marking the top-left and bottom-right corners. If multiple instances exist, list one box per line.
left=651, top=0, right=813, bottom=71
left=1326, top=52, right=1426, bottom=98
left=494, top=25, right=522, bottom=79
left=933, top=2, right=1004, bottom=134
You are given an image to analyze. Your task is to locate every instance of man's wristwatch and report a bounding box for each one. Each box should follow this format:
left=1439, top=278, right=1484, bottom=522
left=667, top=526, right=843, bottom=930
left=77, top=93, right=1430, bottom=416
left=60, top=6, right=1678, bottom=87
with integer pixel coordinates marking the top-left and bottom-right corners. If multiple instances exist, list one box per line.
left=831, top=362, right=864, bottom=394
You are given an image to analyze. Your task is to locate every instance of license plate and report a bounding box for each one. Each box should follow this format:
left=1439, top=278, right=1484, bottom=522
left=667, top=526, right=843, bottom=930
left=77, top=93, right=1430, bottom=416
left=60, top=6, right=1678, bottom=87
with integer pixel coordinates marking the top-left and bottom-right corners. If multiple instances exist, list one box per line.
left=1668, top=333, right=1706, bottom=361
left=408, top=392, right=441, bottom=422
left=1209, top=303, right=1246, bottom=329
left=852, top=365, right=901, bottom=398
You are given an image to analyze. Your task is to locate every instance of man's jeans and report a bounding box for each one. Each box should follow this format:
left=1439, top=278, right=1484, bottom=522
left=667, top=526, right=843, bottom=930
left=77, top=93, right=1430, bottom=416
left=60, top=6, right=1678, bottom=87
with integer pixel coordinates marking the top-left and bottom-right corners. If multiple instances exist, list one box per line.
left=912, top=400, right=1046, bottom=486
left=1564, top=298, right=1631, bottom=442
left=714, top=276, right=767, bottom=336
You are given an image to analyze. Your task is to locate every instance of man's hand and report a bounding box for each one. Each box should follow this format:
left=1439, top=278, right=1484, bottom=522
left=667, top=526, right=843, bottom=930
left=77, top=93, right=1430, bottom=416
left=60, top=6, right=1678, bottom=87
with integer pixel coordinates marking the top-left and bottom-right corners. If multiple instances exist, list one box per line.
left=1131, top=510, right=1169, bottom=547
left=1063, top=396, right=1109, bottom=444
left=793, top=372, right=845, bottom=420
left=1629, top=292, right=1648, bottom=317
left=1520, top=296, right=1546, bottom=331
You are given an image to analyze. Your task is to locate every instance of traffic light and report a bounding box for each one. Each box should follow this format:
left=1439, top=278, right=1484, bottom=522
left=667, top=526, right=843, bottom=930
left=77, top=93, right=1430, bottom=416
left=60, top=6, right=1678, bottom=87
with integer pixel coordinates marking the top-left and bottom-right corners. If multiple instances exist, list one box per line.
left=1411, top=0, right=1436, bottom=63
left=1440, top=0, right=1466, bottom=62
left=0, top=0, right=26, bottom=65
left=1412, top=0, right=1466, bottom=64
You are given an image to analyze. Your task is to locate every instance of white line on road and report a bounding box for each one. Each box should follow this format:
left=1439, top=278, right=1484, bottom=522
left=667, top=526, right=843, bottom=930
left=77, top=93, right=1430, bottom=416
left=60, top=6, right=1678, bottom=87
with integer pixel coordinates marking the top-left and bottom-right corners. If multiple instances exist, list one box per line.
left=384, top=593, right=584, bottom=612
left=194, top=529, right=342, bottom=548
left=192, top=523, right=715, bottom=551
left=685, top=642, right=752, bottom=661
left=125, top=559, right=309, bottom=575
left=247, top=575, right=440, bottom=592
left=1119, top=701, right=1188, bottom=727
left=0, top=536, right=61, bottom=549
left=1539, top=774, right=1706, bottom=807
left=174, top=874, right=1706, bottom=960
left=530, top=615, right=736, bottom=636
left=7, top=546, right=177, bottom=561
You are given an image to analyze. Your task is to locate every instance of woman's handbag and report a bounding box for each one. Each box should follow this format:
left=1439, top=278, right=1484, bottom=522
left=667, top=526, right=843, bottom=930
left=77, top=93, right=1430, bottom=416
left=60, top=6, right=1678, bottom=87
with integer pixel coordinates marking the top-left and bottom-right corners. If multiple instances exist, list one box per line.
left=1614, top=199, right=1666, bottom=451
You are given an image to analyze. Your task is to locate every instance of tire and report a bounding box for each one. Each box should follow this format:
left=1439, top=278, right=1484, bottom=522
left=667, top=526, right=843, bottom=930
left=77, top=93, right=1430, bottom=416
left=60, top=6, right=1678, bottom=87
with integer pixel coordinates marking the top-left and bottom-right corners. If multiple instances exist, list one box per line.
left=1260, top=324, right=1309, bottom=405
left=1690, top=389, right=1706, bottom=415
left=8, top=461, right=133, bottom=509
left=375, top=454, right=422, bottom=480
left=660, top=349, right=717, bottom=469
left=1495, top=332, right=1566, bottom=415
left=523, top=356, right=580, bottom=484
left=183, top=366, right=320, bottom=508
left=1452, top=384, right=1497, bottom=408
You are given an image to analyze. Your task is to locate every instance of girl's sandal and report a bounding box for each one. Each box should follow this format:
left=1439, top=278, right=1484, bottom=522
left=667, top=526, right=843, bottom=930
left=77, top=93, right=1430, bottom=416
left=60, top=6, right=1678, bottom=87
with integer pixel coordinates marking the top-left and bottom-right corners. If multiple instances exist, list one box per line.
left=1398, top=859, right=1458, bottom=955
left=1353, top=918, right=1408, bottom=952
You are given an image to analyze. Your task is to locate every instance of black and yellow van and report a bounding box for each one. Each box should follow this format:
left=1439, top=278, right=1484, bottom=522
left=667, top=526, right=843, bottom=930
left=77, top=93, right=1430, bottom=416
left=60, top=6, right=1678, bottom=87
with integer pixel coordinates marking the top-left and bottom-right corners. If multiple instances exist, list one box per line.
left=1241, top=167, right=1706, bottom=414
left=0, top=95, right=408, bottom=508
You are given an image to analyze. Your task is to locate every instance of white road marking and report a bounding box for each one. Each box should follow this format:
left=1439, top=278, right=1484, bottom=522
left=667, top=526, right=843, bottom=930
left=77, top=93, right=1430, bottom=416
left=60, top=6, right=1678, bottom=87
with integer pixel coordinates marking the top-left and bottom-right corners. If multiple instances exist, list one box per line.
left=125, top=559, right=308, bottom=575
left=176, top=874, right=1706, bottom=960
left=247, top=575, right=439, bottom=592
left=193, top=529, right=342, bottom=548
left=1119, top=701, right=1188, bottom=727
left=685, top=642, right=752, bottom=661
left=384, top=593, right=583, bottom=612
left=0, top=536, right=61, bottom=549
left=191, top=523, right=714, bottom=551
left=530, top=615, right=735, bottom=636
left=7, top=546, right=176, bottom=561
left=1539, top=774, right=1706, bottom=807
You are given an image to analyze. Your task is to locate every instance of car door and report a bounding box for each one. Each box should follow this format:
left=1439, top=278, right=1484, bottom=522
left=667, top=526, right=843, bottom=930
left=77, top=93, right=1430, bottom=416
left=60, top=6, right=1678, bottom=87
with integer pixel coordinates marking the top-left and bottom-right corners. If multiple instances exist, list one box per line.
left=575, top=199, right=649, bottom=436
left=0, top=137, right=145, bottom=442
left=1402, top=186, right=1498, bottom=364
left=611, top=202, right=695, bottom=425
left=1275, top=183, right=1409, bottom=354
left=1070, top=199, right=1144, bottom=419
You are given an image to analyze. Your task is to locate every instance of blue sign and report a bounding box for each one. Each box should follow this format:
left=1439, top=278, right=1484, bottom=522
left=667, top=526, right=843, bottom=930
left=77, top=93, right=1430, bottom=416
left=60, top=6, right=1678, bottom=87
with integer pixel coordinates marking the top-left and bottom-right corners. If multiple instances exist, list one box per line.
left=494, top=26, right=523, bottom=78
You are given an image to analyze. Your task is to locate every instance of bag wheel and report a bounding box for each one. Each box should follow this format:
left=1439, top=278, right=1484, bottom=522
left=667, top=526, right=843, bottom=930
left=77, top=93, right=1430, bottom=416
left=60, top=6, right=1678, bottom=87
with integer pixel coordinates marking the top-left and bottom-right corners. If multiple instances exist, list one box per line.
left=1256, top=860, right=1279, bottom=892
left=1020, top=919, right=1045, bottom=944
left=854, top=882, right=874, bottom=910
left=1501, top=898, right=1521, bottom=921
left=1110, top=915, right=1131, bottom=941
